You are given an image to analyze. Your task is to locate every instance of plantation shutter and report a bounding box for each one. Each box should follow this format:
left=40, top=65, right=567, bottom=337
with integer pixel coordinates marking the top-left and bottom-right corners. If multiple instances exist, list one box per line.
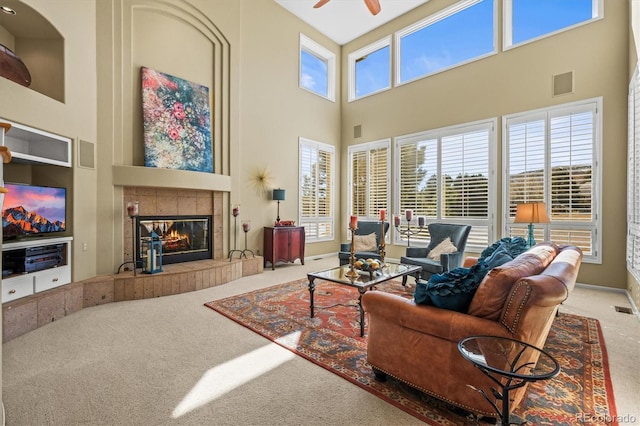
left=347, top=140, right=390, bottom=220
left=505, top=101, right=598, bottom=259
left=396, top=121, right=494, bottom=249
left=628, top=66, right=640, bottom=276
left=299, top=138, right=335, bottom=241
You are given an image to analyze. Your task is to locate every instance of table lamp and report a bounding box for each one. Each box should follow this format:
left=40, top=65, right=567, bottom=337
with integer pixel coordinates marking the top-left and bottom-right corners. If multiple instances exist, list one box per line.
left=273, top=188, right=285, bottom=223
left=514, top=202, right=550, bottom=247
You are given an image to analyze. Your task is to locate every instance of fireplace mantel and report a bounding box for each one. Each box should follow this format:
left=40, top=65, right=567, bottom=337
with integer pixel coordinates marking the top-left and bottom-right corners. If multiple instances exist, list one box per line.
left=113, top=165, right=231, bottom=192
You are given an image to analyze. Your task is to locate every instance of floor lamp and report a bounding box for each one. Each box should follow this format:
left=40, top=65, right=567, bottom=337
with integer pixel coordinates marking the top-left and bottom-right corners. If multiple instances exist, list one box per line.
left=514, top=202, right=550, bottom=247
left=273, top=188, right=285, bottom=223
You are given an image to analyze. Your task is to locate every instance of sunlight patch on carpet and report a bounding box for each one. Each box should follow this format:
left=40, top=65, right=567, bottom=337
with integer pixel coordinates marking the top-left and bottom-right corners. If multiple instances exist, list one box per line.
left=172, top=331, right=300, bottom=418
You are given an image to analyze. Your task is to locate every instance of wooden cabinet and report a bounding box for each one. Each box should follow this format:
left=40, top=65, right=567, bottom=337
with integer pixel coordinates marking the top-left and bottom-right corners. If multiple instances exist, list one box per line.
left=2, top=237, right=73, bottom=303
left=263, top=226, right=305, bottom=270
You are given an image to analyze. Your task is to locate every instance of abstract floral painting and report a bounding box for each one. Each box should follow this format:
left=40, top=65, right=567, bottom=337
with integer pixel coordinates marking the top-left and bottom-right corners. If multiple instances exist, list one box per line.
left=141, top=67, right=213, bottom=173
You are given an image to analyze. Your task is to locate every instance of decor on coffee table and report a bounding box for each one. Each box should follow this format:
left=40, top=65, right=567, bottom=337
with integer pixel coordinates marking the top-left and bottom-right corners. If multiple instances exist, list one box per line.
left=204, top=279, right=617, bottom=425
left=394, top=209, right=425, bottom=247
left=141, top=66, right=213, bottom=173
left=378, top=209, right=387, bottom=265
left=345, top=215, right=359, bottom=279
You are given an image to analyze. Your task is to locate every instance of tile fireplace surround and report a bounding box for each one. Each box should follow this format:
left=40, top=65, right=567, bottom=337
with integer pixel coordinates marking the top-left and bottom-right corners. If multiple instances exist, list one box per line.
left=1, top=187, right=264, bottom=342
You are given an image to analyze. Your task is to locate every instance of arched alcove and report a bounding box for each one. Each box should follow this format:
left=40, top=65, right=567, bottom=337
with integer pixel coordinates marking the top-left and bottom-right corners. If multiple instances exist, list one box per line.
left=0, top=0, right=65, bottom=102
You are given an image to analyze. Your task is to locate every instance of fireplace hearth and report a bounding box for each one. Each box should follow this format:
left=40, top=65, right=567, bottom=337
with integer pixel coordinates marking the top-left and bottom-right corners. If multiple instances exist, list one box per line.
left=136, top=215, right=212, bottom=266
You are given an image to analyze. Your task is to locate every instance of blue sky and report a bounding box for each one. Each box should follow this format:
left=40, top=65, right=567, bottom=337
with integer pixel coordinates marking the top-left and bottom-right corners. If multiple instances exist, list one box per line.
left=302, top=0, right=595, bottom=98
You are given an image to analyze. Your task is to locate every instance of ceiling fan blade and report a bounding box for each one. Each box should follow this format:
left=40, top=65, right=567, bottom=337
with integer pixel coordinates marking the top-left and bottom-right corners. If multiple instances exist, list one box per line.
left=364, top=0, right=381, bottom=15
left=313, top=0, right=331, bottom=8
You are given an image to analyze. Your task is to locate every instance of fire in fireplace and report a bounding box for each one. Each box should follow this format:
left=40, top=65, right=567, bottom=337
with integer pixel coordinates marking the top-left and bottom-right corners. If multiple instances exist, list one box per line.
left=136, top=215, right=212, bottom=265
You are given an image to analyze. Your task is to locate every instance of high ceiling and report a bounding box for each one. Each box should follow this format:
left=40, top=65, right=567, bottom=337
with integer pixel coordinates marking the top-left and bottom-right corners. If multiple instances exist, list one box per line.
left=274, top=0, right=431, bottom=45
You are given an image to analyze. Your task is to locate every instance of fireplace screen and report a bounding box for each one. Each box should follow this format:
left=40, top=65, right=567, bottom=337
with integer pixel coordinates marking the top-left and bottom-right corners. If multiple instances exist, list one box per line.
left=136, top=215, right=212, bottom=265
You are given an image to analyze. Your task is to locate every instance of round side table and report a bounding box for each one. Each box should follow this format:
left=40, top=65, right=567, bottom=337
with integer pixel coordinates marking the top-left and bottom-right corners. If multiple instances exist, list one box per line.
left=458, top=335, right=560, bottom=425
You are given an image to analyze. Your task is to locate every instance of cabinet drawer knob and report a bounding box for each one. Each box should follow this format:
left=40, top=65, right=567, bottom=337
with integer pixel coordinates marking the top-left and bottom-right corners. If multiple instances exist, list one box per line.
left=52, top=278, right=59, bottom=282
left=8, top=289, right=16, bottom=294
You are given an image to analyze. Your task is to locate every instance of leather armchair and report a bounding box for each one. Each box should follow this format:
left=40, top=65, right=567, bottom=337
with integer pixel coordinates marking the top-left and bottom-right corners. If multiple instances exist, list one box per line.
left=338, top=221, right=390, bottom=266
left=400, top=223, right=472, bottom=285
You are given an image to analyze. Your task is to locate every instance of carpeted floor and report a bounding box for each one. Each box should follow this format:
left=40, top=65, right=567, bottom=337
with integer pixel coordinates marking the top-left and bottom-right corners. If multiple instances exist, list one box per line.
left=205, top=278, right=618, bottom=426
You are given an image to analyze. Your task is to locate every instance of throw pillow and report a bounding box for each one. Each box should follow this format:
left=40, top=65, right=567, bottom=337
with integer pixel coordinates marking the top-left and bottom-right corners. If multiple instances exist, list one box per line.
left=353, top=232, right=378, bottom=252
left=427, top=237, right=457, bottom=261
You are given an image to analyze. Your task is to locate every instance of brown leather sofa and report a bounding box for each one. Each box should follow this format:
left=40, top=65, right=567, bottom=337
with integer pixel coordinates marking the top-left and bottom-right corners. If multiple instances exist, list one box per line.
left=361, top=243, right=583, bottom=419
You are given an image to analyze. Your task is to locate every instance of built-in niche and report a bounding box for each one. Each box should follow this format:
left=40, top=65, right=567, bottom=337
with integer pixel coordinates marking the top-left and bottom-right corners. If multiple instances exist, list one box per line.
left=0, top=0, right=65, bottom=102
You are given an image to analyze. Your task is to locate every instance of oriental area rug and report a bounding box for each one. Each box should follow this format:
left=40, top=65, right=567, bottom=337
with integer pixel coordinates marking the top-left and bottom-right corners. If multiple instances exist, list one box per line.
left=204, top=279, right=618, bottom=426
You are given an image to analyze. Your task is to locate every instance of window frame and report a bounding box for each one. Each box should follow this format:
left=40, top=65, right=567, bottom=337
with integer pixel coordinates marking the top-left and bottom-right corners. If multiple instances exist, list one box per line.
left=627, top=66, right=640, bottom=280
left=347, top=138, right=391, bottom=228
left=348, top=36, right=392, bottom=102
left=503, top=0, right=604, bottom=51
left=298, top=137, right=336, bottom=242
left=394, top=119, right=497, bottom=251
left=502, top=97, right=602, bottom=263
left=394, top=0, right=497, bottom=87
left=299, top=33, right=336, bottom=102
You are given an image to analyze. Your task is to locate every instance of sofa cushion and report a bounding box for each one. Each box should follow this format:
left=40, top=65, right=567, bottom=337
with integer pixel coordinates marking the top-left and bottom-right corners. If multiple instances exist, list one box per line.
left=428, top=237, right=457, bottom=260
left=467, top=243, right=559, bottom=320
left=353, top=233, right=378, bottom=252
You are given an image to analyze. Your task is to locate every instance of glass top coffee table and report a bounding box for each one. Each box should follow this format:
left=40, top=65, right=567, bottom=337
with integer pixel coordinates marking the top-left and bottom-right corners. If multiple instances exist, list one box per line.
left=307, top=262, right=421, bottom=337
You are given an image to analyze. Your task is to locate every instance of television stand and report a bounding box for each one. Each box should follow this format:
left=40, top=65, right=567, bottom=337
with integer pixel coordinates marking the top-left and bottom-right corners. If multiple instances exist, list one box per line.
left=2, top=236, right=73, bottom=303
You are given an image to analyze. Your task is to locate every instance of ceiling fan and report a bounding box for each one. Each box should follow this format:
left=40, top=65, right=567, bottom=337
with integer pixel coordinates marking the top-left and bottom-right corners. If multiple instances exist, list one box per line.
left=313, top=0, right=381, bottom=16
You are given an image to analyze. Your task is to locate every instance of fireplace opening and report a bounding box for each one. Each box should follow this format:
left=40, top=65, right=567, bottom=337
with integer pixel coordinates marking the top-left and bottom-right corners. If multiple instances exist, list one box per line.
left=136, top=215, right=212, bottom=266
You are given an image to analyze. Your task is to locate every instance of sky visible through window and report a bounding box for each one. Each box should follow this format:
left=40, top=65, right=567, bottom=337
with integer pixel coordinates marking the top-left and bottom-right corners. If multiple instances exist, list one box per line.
left=300, top=49, right=328, bottom=97
left=400, top=0, right=494, bottom=83
left=336, top=0, right=594, bottom=99
left=512, top=0, right=593, bottom=45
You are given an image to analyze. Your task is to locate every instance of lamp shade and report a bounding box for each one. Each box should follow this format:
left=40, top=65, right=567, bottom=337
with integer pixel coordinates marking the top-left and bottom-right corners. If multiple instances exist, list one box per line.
left=273, top=189, right=285, bottom=201
left=514, top=202, right=550, bottom=224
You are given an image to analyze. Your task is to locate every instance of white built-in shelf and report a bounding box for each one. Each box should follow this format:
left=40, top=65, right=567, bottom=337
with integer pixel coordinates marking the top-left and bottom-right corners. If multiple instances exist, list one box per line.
left=0, top=119, right=71, bottom=167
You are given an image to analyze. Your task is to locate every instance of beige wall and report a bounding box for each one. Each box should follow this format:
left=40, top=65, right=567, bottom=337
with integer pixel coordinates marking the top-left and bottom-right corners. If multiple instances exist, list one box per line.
left=0, top=0, right=97, bottom=282
left=341, top=0, right=630, bottom=288
left=238, top=0, right=341, bottom=256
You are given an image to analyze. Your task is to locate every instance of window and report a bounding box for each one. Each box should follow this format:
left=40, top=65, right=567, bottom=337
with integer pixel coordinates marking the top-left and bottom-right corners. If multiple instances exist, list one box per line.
left=299, top=34, right=336, bottom=101
left=395, top=120, right=496, bottom=250
left=299, top=138, right=335, bottom=241
left=347, top=139, right=391, bottom=222
left=503, top=99, right=601, bottom=262
left=396, top=0, right=495, bottom=85
left=628, top=66, right=640, bottom=279
left=348, top=36, right=391, bottom=101
left=504, top=0, right=603, bottom=49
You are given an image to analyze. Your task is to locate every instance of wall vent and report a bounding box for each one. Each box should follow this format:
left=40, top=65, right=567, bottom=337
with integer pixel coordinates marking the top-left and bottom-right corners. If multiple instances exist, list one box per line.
left=78, top=139, right=95, bottom=169
left=354, top=124, right=362, bottom=139
left=553, top=71, right=574, bottom=96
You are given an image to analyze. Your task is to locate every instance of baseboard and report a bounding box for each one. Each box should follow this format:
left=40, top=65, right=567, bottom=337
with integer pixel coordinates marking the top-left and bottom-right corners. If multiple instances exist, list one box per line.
left=575, top=282, right=640, bottom=320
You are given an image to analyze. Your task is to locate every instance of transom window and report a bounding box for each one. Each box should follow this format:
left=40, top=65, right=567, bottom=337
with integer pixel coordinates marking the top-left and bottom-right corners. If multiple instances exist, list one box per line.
left=347, top=139, right=391, bottom=222
left=299, top=34, right=336, bottom=101
left=395, top=120, right=496, bottom=250
left=348, top=36, right=391, bottom=102
left=503, top=98, right=601, bottom=262
left=504, top=0, right=603, bottom=49
left=299, top=138, right=335, bottom=242
left=395, top=0, right=495, bottom=85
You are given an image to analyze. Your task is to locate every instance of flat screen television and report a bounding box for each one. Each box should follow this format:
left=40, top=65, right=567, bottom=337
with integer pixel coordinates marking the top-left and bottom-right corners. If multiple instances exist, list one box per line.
left=2, top=183, right=66, bottom=239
